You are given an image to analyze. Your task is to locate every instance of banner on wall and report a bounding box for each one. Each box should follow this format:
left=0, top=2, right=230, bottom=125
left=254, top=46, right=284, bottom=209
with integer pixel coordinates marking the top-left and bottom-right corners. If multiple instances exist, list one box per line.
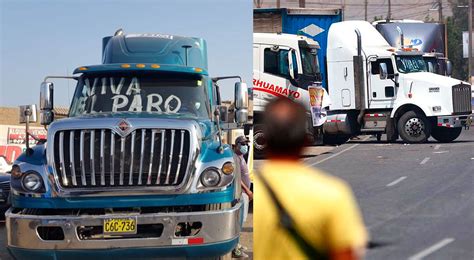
left=7, top=127, right=47, bottom=145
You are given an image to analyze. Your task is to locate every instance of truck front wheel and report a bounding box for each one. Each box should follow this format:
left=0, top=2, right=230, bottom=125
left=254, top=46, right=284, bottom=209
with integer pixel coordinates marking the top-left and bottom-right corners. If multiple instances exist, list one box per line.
left=253, top=124, right=266, bottom=159
left=397, top=111, right=431, bottom=143
left=431, top=127, right=462, bottom=143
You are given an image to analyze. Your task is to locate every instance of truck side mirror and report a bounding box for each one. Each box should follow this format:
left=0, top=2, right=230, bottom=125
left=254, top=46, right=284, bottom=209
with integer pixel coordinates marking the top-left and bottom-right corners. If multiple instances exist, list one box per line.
left=234, top=82, right=248, bottom=125
left=40, top=82, right=54, bottom=125
left=379, top=63, right=388, bottom=80
left=446, top=60, right=452, bottom=77
left=217, top=105, right=228, bottom=123
left=288, top=50, right=295, bottom=80
left=19, top=105, right=37, bottom=124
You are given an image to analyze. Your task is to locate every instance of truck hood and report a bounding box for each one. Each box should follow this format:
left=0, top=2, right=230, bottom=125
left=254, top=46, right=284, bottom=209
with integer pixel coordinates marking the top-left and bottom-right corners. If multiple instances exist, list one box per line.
left=401, top=72, right=470, bottom=87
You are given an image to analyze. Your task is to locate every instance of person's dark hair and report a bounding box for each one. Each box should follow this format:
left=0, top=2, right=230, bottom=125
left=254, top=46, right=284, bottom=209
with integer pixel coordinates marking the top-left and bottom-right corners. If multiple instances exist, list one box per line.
left=263, top=97, right=307, bottom=157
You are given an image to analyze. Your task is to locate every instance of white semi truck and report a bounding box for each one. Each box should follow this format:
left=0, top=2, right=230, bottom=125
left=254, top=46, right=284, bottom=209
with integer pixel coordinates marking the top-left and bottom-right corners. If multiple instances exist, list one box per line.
left=252, top=21, right=472, bottom=157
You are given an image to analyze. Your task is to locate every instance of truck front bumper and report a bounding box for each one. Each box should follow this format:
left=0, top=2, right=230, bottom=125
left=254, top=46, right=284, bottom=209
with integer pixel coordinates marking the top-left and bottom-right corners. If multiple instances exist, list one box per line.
left=6, top=202, right=241, bottom=258
left=436, top=114, right=472, bottom=128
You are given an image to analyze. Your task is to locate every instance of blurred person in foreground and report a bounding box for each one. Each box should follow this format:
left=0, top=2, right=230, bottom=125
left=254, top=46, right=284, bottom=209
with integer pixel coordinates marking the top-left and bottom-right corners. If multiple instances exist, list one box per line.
left=232, top=136, right=253, bottom=258
left=254, top=97, right=368, bottom=260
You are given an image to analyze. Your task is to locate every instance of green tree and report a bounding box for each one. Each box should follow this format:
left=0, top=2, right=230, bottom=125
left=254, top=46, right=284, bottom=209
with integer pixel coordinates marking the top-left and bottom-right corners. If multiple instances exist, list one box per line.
left=447, top=0, right=469, bottom=81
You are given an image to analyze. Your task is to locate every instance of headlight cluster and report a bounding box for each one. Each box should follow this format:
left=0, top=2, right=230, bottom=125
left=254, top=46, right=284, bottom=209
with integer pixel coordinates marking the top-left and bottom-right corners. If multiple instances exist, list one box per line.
left=199, top=162, right=235, bottom=188
left=22, top=172, right=43, bottom=192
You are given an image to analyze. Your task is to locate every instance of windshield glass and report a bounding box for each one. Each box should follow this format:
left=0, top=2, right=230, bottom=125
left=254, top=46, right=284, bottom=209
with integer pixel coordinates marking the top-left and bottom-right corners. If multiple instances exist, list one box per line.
left=395, top=55, right=427, bottom=73
left=300, top=47, right=319, bottom=76
left=69, top=73, right=210, bottom=118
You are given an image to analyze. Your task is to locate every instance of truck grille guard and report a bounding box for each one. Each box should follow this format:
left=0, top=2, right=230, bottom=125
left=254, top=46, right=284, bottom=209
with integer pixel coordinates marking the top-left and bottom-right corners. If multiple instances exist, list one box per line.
left=452, top=83, right=472, bottom=115
left=47, top=117, right=200, bottom=194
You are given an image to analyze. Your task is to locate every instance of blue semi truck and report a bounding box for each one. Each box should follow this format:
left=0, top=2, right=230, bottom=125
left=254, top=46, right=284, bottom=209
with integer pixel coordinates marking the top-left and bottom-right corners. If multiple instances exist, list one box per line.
left=6, top=29, right=248, bottom=259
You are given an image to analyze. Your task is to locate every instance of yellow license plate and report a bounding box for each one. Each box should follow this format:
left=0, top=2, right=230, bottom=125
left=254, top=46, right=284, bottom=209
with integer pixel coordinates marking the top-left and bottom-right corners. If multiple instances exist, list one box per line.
left=103, top=217, right=137, bottom=235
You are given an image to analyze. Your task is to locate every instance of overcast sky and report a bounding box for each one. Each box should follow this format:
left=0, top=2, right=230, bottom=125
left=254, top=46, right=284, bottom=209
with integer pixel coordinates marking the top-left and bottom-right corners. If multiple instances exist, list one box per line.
left=0, top=0, right=252, bottom=107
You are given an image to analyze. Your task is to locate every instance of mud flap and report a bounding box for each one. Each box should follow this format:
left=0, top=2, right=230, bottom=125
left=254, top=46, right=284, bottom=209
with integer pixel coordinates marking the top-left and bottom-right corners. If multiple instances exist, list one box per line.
left=386, top=117, right=398, bottom=142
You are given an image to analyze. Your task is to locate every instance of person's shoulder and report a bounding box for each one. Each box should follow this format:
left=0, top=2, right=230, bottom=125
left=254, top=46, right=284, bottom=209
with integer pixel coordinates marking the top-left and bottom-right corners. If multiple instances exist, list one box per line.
left=290, top=165, right=354, bottom=201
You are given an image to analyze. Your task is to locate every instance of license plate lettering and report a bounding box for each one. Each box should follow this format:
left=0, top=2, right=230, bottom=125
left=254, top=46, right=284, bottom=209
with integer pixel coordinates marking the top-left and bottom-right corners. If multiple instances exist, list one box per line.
left=103, top=218, right=137, bottom=235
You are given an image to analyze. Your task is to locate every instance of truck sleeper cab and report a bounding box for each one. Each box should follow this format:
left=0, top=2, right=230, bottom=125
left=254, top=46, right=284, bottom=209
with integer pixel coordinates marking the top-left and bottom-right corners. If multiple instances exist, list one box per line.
left=6, top=31, right=248, bottom=259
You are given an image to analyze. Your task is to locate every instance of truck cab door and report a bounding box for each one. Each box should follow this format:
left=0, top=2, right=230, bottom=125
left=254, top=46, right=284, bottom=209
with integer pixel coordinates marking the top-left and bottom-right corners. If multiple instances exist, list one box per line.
left=253, top=45, right=306, bottom=107
left=253, top=44, right=264, bottom=110
left=368, top=58, right=396, bottom=109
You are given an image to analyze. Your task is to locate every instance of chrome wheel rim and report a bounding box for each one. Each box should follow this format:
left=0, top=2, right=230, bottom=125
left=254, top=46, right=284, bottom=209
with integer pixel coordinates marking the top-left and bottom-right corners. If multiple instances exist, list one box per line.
left=404, top=118, right=424, bottom=137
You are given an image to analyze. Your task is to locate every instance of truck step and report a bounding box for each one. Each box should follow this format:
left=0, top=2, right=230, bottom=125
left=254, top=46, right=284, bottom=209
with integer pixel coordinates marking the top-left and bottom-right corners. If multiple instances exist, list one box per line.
left=360, top=128, right=385, bottom=133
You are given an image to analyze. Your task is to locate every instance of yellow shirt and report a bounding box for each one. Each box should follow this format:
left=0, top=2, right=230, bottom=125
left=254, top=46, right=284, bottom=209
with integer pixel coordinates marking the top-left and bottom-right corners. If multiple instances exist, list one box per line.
left=254, top=160, right=368, bottom=260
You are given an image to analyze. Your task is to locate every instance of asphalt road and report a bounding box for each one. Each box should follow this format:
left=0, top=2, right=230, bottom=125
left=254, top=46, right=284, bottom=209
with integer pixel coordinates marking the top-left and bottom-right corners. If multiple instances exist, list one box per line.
left=1, top=128, right=472, bottom=259
left=297, top=129, right=474, bottom=259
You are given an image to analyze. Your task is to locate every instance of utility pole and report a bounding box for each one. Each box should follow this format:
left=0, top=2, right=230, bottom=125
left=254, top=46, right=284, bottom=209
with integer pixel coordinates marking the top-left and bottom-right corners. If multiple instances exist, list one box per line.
left=277, top=0, right=280, bottom=8
left=299, top=0, right=305, bottom=8
left=438, top=0, right=443, bottom=22
left=387, top=0, right=392, bottom=21
left=365, top=0, right=368, bottom=21
left=469, top=0, right=473, bottom=83
left=342, top=0, right=346, bottom=20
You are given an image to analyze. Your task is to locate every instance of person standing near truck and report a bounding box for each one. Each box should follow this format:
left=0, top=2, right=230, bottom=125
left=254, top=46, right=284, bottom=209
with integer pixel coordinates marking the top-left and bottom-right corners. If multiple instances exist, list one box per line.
left=254, top=97, right=368, bottom=260
left=232, top=136, right=253, bottom=258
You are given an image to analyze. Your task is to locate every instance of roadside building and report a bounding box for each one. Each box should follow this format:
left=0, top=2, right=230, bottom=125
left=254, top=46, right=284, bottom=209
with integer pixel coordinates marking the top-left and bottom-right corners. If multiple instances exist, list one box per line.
left=0, top=107, right=68, bottom=164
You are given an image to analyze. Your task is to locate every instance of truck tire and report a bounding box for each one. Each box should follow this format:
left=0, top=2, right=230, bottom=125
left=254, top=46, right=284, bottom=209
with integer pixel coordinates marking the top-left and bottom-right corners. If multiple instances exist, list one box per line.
left=253, top=124, right=266, bottom=159
left=323, top=134, right=350, bottom=145
left=397, top=110, right=431, bottom=143
left=431, top=127, right=462, bottom=143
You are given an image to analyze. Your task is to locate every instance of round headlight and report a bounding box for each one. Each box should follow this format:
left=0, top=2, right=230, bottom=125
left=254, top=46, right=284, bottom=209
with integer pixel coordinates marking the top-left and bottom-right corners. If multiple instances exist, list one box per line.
left=22, top=172, right=43, bottom=192
left=200, top=169, right=221, bottom=187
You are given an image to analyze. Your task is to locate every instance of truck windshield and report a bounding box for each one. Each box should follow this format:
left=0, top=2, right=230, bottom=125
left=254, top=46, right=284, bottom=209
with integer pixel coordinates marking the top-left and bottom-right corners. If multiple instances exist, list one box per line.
left=300, top=47, right=319, bottom=76
left=395, top=55, right=427, bottom=73
left=69, top=73, right=210, bottom=118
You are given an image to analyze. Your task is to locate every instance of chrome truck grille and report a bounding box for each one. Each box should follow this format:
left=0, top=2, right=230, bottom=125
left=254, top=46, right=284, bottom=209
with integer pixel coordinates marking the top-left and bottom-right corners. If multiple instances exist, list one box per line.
left=452, top=84, right=472, bottom=115
left=52, top=128, right=191, bottom=189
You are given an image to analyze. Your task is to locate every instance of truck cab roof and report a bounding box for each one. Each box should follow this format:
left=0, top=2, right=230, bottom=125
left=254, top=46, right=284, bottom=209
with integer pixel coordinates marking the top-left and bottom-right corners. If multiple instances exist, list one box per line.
left=254, top=33, right=320, bottom=48
left=327, top=21, right=393, bottom=60
left=101, top=31, right=208, bottom=70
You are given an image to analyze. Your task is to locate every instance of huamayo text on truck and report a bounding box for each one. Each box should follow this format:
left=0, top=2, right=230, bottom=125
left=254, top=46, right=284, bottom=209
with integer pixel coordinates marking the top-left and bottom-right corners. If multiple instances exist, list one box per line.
left=253, top=8, right=472, bottom=158
left=6, top=29, right=249, bottom=259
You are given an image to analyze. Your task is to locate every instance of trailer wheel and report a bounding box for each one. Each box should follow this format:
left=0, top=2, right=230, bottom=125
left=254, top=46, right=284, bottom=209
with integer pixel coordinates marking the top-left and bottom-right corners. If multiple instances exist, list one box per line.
left=397, top=110, right=431, bottom=143
left=323, top=134, right=350, bottom=145
left=253, top=124, right=266, bottom=159
left=431, top=126, right=462, bottom=143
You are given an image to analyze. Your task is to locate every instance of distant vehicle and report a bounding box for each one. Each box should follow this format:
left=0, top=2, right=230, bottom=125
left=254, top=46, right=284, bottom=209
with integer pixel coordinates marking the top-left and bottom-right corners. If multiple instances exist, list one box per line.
left=373, top=20, right=452, bottom=77
left=0, top=156, right=11, bottom=173
left=0, top=171, right=11, bottom=219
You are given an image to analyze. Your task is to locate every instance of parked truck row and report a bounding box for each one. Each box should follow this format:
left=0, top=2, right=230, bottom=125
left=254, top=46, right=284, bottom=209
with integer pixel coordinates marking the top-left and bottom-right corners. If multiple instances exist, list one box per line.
left=253, top=8, right=472, bottom=158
